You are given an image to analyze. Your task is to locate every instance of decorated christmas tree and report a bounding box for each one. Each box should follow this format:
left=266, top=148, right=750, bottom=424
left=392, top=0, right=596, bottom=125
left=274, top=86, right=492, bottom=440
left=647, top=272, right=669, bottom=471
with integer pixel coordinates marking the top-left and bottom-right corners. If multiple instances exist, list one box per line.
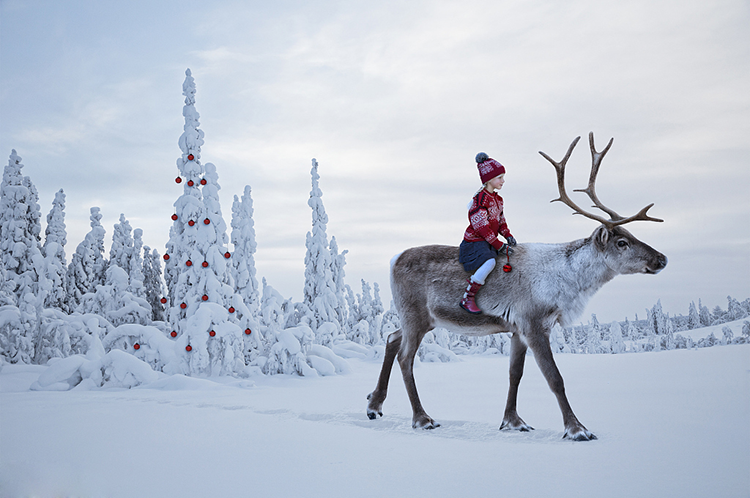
left=163, top=69, right=245, bottom=376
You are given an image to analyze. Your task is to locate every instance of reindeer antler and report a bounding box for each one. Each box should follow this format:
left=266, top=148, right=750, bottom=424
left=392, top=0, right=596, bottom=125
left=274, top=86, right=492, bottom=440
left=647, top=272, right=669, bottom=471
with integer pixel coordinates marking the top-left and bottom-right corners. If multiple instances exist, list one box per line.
left=538, top=132, right=663, bottom=229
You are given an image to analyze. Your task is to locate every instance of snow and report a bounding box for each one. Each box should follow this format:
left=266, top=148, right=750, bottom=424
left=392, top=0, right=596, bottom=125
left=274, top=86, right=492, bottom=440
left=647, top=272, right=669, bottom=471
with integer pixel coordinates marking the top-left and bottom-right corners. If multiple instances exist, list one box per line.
left=1, top=344, right=747, bottom=497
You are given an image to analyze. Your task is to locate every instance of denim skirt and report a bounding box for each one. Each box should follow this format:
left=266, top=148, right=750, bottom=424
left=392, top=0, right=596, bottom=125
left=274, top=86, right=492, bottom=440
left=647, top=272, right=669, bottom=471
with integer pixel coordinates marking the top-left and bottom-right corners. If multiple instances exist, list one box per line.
left=458, top=240, right=498, bottom=272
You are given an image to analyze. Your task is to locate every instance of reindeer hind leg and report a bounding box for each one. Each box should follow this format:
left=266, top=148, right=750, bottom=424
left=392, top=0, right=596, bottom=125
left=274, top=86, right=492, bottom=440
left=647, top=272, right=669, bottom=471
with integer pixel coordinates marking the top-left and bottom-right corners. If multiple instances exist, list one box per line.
left=366, top=329, right=402, bottom=419
left=398, top=329, right=440, bottom=429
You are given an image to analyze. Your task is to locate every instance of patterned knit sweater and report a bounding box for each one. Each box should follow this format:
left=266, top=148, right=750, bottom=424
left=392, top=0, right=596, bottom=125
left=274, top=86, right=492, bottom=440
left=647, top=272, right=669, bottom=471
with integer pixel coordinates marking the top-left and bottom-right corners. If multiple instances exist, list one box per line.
left=463, top=189, right=512, bottom=250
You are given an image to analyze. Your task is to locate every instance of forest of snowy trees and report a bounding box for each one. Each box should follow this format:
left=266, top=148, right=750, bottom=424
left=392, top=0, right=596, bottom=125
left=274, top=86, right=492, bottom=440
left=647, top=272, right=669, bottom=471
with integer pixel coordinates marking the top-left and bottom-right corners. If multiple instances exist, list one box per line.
left=1, top=69, right=748, bottom=388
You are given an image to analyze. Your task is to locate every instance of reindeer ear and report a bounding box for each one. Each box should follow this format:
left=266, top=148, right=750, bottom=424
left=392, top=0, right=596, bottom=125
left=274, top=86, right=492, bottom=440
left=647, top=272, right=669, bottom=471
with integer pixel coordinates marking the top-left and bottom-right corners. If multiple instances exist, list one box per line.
left=594, top=225, right=611, bottom=250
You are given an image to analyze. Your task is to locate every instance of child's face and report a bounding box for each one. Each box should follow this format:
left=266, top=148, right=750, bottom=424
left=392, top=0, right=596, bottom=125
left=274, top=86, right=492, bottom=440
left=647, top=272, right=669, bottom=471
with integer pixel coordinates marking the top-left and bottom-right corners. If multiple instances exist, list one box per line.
left=486, top=174, right=505, bottom=192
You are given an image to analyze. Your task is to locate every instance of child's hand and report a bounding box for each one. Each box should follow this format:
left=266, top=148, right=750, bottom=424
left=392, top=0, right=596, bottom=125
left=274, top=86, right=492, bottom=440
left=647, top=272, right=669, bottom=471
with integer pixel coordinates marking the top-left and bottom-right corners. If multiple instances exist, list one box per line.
left=506, top=236, right=517, bottom=246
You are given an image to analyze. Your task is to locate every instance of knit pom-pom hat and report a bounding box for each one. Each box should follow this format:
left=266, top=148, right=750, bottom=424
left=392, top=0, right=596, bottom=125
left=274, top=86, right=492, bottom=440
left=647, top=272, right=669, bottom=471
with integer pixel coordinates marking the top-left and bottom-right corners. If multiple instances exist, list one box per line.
left=475, top=152, right=506, bottom=184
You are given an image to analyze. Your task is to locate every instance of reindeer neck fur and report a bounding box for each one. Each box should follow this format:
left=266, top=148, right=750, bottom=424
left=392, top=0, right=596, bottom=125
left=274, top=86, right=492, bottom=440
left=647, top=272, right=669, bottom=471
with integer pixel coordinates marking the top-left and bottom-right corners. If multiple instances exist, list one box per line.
left=537, top=235, right=618, bottom=328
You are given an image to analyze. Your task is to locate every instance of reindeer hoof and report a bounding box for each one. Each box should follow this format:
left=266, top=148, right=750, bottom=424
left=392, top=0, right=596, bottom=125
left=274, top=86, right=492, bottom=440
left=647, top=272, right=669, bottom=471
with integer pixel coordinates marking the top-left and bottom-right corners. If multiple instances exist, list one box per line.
left=500, top=420, right=535, bottom=432
left=367, top=410, right=382, bottom=420
left=500, top=414, right=534, bottom=432
left=563, top=428, right=597, bottom=441
left=412, top=414, right=440, bottom=430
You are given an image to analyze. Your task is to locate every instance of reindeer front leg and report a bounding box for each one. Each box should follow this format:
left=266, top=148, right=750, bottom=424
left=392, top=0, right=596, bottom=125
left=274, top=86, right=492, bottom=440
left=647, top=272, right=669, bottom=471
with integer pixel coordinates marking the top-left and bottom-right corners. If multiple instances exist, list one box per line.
left=398, top=331, right=440, bottom=429
left=500, top=333, right=534, bottom=432
left=526, top=329, right=597, bottom=441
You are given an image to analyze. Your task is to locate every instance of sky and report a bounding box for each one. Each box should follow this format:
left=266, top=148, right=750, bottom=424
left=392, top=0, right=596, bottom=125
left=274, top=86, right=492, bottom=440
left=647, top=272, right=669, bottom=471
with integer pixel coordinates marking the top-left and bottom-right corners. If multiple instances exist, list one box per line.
left=1, top=0, right=748, bottom=323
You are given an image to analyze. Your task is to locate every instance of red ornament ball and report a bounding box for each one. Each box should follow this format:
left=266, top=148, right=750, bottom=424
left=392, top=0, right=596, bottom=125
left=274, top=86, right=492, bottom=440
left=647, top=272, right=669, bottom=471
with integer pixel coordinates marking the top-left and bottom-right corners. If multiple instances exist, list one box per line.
left=170, top=331, right=177, bottom=338
left=187, top=180, right=194, bottom=187
left=503, top=264, right=512, bottom=273
left=244, top=328, right=252, bottom=335
left=202, top=261, right=209, bottom=268
left=160, top=297, right=167, bottom=304
left=134, top=343, right=140, bottom=350
left=175, top=177, right=182, bottom=184
left=171, top=214, right=178, bottom=221
left=163, top=254, right=170, bottom=261
left=188, top=220, right=195, bottom=227
left=202, top=294, right=209, bottom=301
left=186, top=345, right=192, bottom=352
left=209, top=330, right=216, bottom=337
left=203, top=218, right=210, bottom=225
left=228, top=307, right=235, bottom=313
left=180, top=302, right=187, bottom=309
left=224, top=252, right=231, bottom=259
left=200, top=178, right=207, bottom=185
left=187, top=154, right=194, bottom=161
left=186, top=260, right=193, bottom=267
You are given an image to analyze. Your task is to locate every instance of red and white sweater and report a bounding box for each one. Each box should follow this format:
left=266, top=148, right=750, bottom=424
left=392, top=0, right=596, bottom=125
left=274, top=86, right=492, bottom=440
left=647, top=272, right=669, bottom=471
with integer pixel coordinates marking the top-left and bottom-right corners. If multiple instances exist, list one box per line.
left=463, top=190, right=512, bottom=250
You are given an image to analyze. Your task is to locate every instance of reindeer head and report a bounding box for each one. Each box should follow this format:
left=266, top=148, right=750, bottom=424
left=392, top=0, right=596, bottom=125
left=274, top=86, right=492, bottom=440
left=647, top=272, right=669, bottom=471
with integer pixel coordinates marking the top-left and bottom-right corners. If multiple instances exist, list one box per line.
left=540, top=132, right=668, bottom=275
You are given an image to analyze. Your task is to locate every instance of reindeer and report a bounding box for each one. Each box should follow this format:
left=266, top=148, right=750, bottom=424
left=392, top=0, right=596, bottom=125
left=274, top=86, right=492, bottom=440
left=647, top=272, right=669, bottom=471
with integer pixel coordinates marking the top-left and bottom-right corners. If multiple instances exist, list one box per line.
left=366, top=132, right=667, bottom=441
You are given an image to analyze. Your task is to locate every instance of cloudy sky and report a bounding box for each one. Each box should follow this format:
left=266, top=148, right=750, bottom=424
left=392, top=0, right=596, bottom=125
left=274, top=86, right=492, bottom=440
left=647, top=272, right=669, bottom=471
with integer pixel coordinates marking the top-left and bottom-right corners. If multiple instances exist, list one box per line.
left=1, top=0, right=748, bottom=323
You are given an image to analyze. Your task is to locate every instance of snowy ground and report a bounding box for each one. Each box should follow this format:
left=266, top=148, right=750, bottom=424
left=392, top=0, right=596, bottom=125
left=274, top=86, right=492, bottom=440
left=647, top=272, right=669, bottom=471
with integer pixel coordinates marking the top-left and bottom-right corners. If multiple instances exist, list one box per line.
left=1, top=344, right=748, bottom=497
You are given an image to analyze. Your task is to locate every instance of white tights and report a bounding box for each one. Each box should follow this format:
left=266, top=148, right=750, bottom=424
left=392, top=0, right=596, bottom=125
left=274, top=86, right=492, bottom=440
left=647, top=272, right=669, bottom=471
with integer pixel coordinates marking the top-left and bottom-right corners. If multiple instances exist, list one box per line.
left=470, top=258, right=496, bottom=285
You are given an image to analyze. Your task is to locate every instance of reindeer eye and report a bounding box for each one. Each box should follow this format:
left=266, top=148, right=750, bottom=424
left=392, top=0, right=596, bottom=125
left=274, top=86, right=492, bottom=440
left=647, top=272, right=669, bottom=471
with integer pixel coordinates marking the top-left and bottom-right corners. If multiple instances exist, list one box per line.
left=617, top=240, right=629, bottom=248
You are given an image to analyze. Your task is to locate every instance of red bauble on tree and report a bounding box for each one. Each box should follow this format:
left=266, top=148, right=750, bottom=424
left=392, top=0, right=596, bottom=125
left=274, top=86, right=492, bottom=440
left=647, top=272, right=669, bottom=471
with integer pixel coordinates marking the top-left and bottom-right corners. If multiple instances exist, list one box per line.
left=200, top=178, right=207, bottom=185
left=202, top=261, right=209, bottom=268
left=224, top=252, right=231, bottom=259
left=163, top=254, right=170, bottom=261
left=187, top=180, right=194, bottom=187
left=186, top=345, right=192, bottom=352
left=180, top=302, right=187, bottom=309
left=186, top=260, right=193, bottom=267
left=160, top=297, right=167, bottom=304
left=175, top=177, right=182, bottom=184
left=170, top=331, right=177, bottom=338
left=134, top=343, right=141, bottom=350
left=202, top=294, right=209, bottom=301
left=228, top=307, right=235, bottom=313
left=171, top=214, right=178, bottom=221
left=244, top=328, right=252, bottom=335
left=203, top=218, right=210, bottom=225
left=187, top=154, right=194, bottom=161
left=209, top=330, right=216, bottom=337
left=188, top=220, right=195, bottom=227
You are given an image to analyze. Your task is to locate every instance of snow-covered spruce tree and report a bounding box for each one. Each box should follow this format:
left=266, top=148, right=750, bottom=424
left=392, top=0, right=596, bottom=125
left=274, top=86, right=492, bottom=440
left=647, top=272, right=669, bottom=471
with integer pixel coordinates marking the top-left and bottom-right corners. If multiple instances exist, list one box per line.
left=230, top=185, right=263, bottom=363
left=230, top=185, right=260, bottom=313
left=0, top=150, right=51, bottom=363
left=608, top=321, right=625, bottom=354
left=78, top=265, right=151, bottom=326
left=128, top=228, right=146, bottom=299
left=698, top=299, right=711, bottom=327
left=687, top=301, right=700, bottom=330
left=163, top=69, right=245, bottom=377
left=110, top=213, right=134, bottom=273
left=142, top=246, right=166, bottom=322
left=303, top=158, right=341, bottom=343
left=66, top=207, right=107, bottom=308
left=42, top=189, right=68, bottom=312
left=329, top=236, right=349, bottom=332
left=583, top=315, right=606, bottom=354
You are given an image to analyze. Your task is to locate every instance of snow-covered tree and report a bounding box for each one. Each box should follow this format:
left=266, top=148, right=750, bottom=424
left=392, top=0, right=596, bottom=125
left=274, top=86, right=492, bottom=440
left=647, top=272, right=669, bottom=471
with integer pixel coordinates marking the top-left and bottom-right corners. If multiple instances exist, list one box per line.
left=66, top=207, right=107, bottom=307
left=647, top=299, right=668, bottom=336
left=687, top=301, right=700, bottom=330
left=698, top=299, right=711, bottom=327
left=583, top=315, right=606, bottom=354
left=163, top=69, right=245, bottom=376
left=110, top=213, right=134, bottom=272
left=608, top=321, right=625, bottom=354
left=329, top=236, right=349, bottom=331
left=142, top=246, right=166, bottom=322
left=78, top=265, right=151, bottom=327
left=0, top=150, right=50, bottom=363
left=303, top=158, right=341, bottom=340
left=42, top=189, right=68, bottom=312
left=230, top=185, right=260, bottom=314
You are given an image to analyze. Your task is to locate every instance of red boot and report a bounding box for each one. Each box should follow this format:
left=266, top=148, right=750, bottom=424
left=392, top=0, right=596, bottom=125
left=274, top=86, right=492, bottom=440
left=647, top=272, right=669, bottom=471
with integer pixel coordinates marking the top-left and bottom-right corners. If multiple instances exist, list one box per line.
left=460, top=279, right=483, bottom=314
